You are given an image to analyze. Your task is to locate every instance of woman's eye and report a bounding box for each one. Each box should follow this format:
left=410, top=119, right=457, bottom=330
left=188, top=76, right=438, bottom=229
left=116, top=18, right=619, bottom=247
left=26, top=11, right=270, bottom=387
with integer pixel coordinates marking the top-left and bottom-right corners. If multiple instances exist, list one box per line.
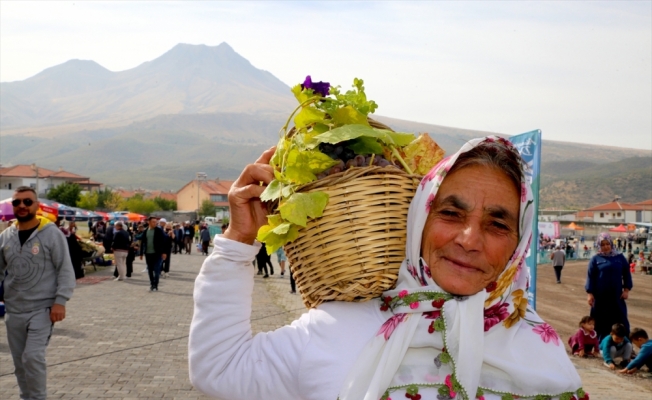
left=491, top=221, right=510, bottom=231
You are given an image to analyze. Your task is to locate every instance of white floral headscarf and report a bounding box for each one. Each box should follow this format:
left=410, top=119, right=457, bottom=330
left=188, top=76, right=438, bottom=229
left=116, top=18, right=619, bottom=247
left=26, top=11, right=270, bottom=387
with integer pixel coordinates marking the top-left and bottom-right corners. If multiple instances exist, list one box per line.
left=339, top=137, right=585, bottom=400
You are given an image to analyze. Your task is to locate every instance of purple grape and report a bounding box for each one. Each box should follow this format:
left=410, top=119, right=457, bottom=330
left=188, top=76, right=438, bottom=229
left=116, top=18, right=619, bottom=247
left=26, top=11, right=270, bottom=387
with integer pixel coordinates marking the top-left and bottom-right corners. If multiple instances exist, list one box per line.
left=329, top=166, right=342, bottom=175
left=334, top=146, right=343, bottom=155
left=346, top=159, right=356, bottom=169
left=354, top=155, right=366, bottom=167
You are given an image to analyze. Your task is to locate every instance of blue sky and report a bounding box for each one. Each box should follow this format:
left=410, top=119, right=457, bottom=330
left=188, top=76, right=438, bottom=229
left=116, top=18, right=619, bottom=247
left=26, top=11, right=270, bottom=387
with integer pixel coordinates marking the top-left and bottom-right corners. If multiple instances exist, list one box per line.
left=1, top=1, right=651, bottom=150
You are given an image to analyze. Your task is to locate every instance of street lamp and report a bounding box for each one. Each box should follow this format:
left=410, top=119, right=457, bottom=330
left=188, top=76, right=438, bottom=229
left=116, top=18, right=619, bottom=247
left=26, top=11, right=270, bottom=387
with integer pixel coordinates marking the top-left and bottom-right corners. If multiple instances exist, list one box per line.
left=196, top=172, right=207, bottom=219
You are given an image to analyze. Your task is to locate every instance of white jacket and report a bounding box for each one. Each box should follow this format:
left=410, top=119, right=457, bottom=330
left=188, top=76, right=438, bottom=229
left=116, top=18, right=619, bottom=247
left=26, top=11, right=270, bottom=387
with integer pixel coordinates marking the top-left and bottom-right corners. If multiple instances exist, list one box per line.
left=189, top=235, right=385, bottom=400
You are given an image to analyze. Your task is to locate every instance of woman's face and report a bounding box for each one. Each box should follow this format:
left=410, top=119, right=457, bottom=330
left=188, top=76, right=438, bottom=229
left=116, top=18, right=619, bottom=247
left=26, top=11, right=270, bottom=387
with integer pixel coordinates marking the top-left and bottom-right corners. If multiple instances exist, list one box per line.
left=600, top=240, right=612, bottom=253
left=421, top=164, right=520, bottom=296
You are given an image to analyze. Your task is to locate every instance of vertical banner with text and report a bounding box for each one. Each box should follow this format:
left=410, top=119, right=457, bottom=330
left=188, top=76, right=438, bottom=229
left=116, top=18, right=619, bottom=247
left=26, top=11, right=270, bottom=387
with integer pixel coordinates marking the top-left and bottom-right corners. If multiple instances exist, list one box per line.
left=509, top=130, right=542, bottom=309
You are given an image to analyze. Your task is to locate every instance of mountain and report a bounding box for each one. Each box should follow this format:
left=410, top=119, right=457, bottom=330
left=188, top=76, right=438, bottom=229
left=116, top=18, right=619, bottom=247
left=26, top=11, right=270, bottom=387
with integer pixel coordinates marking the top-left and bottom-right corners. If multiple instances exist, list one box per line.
left=1, top=42, right=650, bottom=207
left=0, top=43, right=294, bottom=135
left=539, top=157, right=652, bottom=208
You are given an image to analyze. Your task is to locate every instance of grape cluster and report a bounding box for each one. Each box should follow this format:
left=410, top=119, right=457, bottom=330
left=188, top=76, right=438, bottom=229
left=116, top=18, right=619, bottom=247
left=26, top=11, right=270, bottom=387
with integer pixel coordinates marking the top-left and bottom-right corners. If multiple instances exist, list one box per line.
left=316, top=142, right=399, bottom=179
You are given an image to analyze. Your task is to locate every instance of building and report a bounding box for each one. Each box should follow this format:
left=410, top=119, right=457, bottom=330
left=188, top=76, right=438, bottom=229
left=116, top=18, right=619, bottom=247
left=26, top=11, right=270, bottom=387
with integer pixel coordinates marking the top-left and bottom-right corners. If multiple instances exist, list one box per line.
left=578, top=200, right=652, bottom=224
left=0, top=164, right=102, bottom=199
left=176, top=178, right=234, bottom=213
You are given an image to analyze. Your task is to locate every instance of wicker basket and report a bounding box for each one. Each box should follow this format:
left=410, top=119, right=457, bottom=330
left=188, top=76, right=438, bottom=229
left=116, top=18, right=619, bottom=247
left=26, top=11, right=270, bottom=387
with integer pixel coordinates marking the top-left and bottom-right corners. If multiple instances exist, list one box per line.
left=284, top=166, right=420, bottom=308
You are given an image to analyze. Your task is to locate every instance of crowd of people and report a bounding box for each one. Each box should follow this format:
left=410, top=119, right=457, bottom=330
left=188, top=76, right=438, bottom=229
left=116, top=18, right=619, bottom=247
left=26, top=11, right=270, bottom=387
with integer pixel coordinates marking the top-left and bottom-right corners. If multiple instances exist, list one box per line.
left=85, top=218, right=216, bottom=290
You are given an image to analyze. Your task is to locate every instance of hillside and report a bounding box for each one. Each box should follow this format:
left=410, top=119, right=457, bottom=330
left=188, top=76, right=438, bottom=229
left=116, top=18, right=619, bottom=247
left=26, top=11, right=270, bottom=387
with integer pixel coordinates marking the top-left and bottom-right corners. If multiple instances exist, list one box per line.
left=0, top=43, right=293, bottom=135
left=539, top=157, right=652, bottom=208
left=1, top=42, right=649, bottom=199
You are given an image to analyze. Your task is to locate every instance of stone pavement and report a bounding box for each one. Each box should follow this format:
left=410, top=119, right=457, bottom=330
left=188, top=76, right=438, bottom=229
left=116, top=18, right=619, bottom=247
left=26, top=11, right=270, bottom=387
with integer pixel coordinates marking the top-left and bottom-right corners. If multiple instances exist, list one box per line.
left=1, top=249, right=650, bottom=399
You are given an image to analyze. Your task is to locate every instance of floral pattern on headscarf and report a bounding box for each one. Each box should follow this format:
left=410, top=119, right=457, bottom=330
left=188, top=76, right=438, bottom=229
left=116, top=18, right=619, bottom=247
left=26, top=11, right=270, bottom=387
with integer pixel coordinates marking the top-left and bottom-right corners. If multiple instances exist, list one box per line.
left=596, top=232, right=619, bottom=257
left=339, top=136, right=583, bottom=400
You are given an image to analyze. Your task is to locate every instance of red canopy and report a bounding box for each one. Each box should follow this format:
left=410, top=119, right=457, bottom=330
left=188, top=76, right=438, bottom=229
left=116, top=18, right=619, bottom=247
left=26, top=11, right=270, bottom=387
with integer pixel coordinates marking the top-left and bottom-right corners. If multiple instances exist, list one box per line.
left=609, top=224, right=627, bottom=233
left=94, top=211, right=110, bottom=221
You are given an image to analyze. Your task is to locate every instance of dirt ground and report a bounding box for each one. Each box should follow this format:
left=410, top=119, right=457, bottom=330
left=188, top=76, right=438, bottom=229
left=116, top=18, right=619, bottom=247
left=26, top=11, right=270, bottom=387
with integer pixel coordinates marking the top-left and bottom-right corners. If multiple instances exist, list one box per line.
left=535, top=260, right=652, bottom=391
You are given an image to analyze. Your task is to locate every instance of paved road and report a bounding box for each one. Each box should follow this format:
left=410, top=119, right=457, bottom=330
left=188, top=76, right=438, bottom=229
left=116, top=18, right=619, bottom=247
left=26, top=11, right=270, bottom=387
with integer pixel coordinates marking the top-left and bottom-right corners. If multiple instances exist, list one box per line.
left=1, top=249, right=650, bottom=399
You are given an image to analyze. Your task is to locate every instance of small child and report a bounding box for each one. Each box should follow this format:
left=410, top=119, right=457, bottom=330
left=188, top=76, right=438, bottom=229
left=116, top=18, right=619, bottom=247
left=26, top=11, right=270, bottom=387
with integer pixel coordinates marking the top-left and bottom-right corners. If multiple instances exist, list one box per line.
left=619, top=328, right=652, bottom=374
left=600, top=323, right=632, bottom=370
left=568, top=316, right=600, bottom=357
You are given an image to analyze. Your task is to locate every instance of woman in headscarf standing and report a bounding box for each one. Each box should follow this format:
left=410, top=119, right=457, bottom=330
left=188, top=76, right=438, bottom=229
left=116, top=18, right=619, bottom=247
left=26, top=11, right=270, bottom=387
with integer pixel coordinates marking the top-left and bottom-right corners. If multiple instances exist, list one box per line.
left=189, top=137, right=585, bottom=400
left=585, top=233, right=633, bottom=341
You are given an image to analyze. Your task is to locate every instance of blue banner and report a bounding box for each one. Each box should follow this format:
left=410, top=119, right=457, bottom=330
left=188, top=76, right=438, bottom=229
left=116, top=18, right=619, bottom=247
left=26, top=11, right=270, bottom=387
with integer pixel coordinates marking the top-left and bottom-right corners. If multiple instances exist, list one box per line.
left=509, top=130, right=542, bottom=309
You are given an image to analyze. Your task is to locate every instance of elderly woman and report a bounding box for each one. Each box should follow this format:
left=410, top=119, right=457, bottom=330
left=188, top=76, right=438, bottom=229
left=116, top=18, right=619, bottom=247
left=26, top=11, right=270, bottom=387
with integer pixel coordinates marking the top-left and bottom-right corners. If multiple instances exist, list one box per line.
left=189, top=137, right=585, bottom=400
left=585, top=233, right=633, bottom=341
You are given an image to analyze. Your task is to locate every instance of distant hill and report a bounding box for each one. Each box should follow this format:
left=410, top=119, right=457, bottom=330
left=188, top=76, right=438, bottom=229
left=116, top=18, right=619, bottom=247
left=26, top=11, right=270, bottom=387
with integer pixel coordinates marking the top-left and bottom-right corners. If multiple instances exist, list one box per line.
left=0, top=43, right=293, bottom=135
left=1, top=42, right=650, bottom=202
left=539, top=157, right=652, bottom=208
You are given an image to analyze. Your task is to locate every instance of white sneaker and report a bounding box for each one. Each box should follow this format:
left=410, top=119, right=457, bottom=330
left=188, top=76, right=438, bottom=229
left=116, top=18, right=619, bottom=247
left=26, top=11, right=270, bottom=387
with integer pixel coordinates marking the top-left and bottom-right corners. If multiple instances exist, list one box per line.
left=141, top=268, right=148, bottom=273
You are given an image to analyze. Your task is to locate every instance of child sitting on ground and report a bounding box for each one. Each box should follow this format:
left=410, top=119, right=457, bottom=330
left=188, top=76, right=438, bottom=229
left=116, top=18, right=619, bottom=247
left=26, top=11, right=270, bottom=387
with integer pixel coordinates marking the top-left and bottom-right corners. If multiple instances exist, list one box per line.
left=568, top=316, right=600, bottom=357
left=600, top=323, right=632, bottom=370
left=618, top=328, right=652, bottom=374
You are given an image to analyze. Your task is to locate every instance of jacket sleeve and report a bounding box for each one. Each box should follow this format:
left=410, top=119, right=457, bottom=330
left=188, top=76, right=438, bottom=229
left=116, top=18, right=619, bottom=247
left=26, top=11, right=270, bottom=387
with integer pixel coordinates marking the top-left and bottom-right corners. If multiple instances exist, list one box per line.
left=600, top=337, right=614, bottom=365
left=626, top=341, right=652, bottom=370
left=620, top=254, right=633, bottom=291
left=189, top=235, right=311, bottom=400
left=50, top=228, right=76, bottom=306
left=585, top=257, right=597, bottom=294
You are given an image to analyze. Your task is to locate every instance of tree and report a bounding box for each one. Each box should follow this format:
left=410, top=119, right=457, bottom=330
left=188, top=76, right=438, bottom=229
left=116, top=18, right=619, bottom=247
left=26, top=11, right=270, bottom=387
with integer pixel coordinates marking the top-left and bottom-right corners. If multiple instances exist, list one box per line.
left=77, top=191, right=99, bottom=210
left=125, top=196, right=160, bottom=215
left=199, top=199, right=217, bottom=217
left=104, top=191, right=125, bottom=211
left=153, top=196, right=177, bottom=211
left=46, top=182, right=82, bottom=207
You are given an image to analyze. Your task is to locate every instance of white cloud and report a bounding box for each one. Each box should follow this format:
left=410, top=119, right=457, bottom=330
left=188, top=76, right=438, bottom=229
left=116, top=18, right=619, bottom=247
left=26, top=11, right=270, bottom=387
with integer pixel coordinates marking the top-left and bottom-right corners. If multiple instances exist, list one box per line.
left=1, top=1, right=650, bottom=149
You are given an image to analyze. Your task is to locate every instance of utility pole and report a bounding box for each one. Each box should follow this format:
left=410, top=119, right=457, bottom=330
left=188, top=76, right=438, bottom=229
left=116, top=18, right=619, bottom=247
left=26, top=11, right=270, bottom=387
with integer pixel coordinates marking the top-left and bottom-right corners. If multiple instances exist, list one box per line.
left=196, top=172, right=207, bottom=219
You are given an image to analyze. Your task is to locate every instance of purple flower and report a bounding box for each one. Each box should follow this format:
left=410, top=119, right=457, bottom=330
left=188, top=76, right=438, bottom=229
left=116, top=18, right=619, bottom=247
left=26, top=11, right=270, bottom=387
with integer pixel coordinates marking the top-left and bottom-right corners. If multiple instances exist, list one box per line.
left=301, top=75, right=330, bottom=97
left=483, top=302, right=509, bottom=332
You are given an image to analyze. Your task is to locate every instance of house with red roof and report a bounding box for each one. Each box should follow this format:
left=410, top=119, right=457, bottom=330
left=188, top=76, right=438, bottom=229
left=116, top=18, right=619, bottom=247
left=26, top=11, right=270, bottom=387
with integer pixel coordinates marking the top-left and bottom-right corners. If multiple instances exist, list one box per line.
left=0, top=164, right=102, bottom=198
left=176, top=177, right=234, bottom=212
left=579, top=200, right=652, bottom=224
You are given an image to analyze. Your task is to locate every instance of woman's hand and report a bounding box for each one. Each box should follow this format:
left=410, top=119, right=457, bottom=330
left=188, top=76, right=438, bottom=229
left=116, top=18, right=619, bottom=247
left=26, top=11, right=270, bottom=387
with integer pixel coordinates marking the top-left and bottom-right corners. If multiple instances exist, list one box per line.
left=621, top=289, right=629, bottom=300
left=578, top=349, right=585, bottom=357
left=587, top=293, right=595, bottom=307
left=607, top=362, right=615, bottom=370
left=224, top=147, right=276, bottom=245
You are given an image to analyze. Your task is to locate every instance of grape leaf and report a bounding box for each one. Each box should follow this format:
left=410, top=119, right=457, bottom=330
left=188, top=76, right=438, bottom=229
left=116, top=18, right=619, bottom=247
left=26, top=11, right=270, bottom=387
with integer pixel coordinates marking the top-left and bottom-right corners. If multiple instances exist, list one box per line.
left=260, top=180, right=282, bottom=202
left=305, top=150, right=339, bottom=173
left=349, top=136, right=384, bottom=155
left=331, top=105, right=369, bottom=126
left=387, top=131, right=416, bottom=146
left=284, top=148, right=317, bottom=184
left=291, top=84, right=310, bottom=104
left=315, top=124, right=377, bottom=144
left=257, top=215, right=301, bottom=254
left=279, top=192, right=329, bottom=227
left=294, top=107, right=325, bottom=129
left=402, top=133, right=446, bottom=175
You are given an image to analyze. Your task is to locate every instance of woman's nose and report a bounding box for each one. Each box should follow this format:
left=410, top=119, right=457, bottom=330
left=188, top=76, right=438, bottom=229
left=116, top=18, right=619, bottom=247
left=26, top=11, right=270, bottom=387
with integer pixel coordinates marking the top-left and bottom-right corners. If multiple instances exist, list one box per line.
left=454, top=221, right=483, bottom=252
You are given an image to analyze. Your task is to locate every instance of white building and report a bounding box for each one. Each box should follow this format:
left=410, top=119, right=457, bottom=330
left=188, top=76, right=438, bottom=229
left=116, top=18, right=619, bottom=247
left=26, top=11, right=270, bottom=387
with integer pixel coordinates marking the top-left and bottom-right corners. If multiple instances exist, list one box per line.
left=0, top=164, right=102, bottom=199
left=580, top=200, right=652, bottom=224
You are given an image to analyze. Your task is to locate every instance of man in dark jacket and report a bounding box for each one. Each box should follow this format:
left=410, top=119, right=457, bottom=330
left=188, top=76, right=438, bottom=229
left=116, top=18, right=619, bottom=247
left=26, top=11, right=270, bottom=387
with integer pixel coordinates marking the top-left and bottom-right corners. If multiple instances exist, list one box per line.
left=103, top=221, right=115, bottom=254
left=183, top=222, right=195, bottom=254
left=140, top=216, right=167, bottom=291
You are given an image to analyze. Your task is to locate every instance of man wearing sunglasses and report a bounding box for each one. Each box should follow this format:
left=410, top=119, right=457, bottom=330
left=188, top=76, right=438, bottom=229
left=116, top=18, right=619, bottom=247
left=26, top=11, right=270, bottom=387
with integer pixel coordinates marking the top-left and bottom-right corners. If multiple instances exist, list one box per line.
left=0, top=186, right=76, bottom=400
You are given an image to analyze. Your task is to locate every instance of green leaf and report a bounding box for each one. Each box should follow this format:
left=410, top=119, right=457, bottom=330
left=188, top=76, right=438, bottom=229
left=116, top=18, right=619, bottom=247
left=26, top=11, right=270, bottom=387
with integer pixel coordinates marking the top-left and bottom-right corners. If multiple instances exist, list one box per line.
left=349, top=137, right=384, bottom=155
left=305, top=150, right=339, bottom=173
left=315, top=124, right=378, bottom=144
left=387, top=131, right=416, bottom=146
left=284, top=148, right=316, bottom=184
left=291, top=84, right=309, bottom=103
left=257, top=215, right=301, bottom=254
left=294, top=107, right=325, bottom=129
left=439, top=351, right=451, bottom=364
left=260, top=180, right=282, bottom=202
left=279, top=192, right=329, bottom=227
left=331, top=105, right=369, bottom=126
